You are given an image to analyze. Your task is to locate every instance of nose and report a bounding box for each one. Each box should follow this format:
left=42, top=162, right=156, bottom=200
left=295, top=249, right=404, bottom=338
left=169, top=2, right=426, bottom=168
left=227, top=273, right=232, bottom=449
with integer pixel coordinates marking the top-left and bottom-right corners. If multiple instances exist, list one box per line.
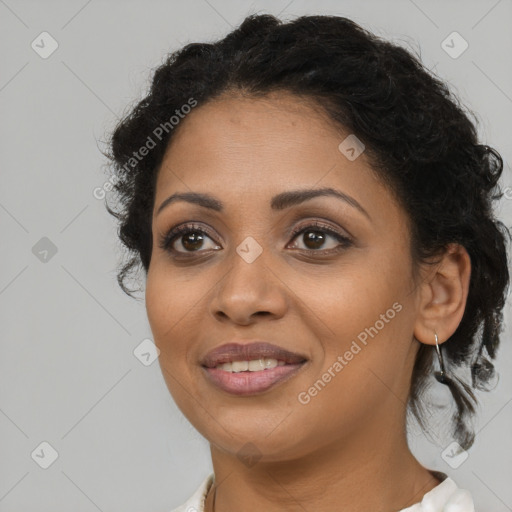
left=209, top=246, right=288, bottom=325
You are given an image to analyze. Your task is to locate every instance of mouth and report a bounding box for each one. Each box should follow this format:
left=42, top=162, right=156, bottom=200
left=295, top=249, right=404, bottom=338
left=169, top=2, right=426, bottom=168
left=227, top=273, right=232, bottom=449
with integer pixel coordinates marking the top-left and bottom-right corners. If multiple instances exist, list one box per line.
left=200, top=341, right=308, bottom=396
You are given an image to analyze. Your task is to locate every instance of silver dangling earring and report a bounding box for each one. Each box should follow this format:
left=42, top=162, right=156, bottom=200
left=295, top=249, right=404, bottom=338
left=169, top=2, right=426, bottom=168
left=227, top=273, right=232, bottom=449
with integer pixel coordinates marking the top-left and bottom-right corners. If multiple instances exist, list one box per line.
left=433, top=331, right=447, bottom=384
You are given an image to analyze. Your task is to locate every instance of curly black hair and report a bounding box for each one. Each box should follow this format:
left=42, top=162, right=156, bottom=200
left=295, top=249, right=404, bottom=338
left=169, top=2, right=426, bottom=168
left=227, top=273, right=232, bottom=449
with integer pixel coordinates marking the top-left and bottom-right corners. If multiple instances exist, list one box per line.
left=102, top=13, right=511, bottom=450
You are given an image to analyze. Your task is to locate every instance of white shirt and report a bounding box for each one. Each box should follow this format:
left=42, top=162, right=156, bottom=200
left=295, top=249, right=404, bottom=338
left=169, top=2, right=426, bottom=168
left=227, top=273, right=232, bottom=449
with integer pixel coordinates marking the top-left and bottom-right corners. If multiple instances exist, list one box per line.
left=170, top=472, right=475, bottom=511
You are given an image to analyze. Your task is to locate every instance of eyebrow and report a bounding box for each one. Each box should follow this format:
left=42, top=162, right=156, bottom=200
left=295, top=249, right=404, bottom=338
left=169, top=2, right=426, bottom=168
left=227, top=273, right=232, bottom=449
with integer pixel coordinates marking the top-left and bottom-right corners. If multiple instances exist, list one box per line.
left=156, top=187, right=371, bottom=220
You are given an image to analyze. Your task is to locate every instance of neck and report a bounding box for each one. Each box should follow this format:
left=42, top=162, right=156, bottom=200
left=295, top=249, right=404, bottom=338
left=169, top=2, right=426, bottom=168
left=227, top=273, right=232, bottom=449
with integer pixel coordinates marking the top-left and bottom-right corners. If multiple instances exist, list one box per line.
left=209, top=418, right=440, bottom=512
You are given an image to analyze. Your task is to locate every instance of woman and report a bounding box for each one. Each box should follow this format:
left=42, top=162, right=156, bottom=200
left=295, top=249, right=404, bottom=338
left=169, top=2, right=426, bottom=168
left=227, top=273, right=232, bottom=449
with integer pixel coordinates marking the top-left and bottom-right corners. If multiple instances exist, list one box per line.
left=103, top=13, right=510, bottom=512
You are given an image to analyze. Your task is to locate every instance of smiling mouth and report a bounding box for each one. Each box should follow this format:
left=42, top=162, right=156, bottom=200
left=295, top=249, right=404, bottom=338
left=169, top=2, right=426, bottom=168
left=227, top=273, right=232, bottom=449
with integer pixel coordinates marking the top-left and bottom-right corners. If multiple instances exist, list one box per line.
left=200, top=341, right=308, bottom=395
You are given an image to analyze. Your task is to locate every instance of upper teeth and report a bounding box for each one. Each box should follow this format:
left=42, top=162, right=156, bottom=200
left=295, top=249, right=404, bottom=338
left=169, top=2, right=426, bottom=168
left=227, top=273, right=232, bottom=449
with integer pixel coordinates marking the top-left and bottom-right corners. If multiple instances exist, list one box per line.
left=215, top=359, right=286, bottom=372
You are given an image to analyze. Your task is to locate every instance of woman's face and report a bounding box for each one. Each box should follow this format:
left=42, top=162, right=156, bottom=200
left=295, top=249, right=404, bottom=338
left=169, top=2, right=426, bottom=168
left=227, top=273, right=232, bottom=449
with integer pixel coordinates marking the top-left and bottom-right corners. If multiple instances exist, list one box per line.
left=145, top=92, right=423, bottom=462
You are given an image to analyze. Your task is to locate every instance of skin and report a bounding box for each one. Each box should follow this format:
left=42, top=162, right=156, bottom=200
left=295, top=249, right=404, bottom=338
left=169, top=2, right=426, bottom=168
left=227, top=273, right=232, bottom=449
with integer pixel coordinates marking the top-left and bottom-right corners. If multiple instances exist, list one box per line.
left=145, top=91, right=471, bottom=512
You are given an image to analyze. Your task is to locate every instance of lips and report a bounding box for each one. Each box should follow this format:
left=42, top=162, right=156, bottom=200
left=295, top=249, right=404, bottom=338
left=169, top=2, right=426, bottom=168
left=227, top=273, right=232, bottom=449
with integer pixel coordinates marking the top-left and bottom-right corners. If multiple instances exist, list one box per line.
left=200, top=341, right=309, bottom=396
left=201, top=341, right=308, bottom=368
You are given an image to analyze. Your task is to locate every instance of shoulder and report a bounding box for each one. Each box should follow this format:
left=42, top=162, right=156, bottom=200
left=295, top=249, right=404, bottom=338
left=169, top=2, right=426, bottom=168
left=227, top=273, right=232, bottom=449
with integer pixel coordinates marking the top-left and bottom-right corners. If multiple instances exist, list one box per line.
left=400, top=475, right=475, bottom=512
left=170, top=473, right=214, bottom=512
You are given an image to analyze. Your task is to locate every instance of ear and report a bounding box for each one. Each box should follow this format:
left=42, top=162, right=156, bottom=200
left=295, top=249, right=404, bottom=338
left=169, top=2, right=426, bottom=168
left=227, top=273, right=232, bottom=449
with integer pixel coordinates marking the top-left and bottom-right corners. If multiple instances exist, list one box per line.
left=413, top=243, right=471, bottom=346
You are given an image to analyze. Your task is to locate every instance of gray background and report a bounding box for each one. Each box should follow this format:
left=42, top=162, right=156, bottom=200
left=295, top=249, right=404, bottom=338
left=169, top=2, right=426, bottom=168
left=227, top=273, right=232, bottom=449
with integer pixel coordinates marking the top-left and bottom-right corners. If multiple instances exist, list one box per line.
left=1, top=0, right=511, bottom=510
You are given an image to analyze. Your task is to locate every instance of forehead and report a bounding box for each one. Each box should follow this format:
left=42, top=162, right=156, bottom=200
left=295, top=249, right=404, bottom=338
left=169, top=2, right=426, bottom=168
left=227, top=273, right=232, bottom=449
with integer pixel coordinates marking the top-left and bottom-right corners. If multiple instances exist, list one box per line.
left=159, top=92, right=342, bottom=174
left=154, top=91, right=397, bottom=221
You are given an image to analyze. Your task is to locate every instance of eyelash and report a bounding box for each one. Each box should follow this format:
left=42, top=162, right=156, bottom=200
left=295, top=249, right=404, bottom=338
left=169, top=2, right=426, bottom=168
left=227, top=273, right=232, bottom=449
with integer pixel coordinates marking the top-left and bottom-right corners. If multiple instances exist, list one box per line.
left=158, top=221, right=353, bottom=257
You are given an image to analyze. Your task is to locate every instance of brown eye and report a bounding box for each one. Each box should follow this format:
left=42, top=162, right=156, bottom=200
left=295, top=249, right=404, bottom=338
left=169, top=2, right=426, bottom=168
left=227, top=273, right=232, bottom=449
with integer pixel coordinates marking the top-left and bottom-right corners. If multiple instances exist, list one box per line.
left=159, top=224, right=221, bottom=254
left=180, top=232, right=206, bottom=251
left=301, top=230, right=328, bottom=250
left=288, top=222, right=353, bottom=253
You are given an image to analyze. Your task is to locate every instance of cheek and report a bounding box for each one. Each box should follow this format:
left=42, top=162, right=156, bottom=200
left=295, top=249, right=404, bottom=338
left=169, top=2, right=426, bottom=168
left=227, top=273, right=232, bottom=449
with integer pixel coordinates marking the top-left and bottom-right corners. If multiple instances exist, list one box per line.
left=146, top=261, right=196, bottom=330
left=145, top=262, right=216, bottom=383
left=145, top=267, right=201, bottom=408
left=303, top=251, right=413, bottom=386
left=145, top=271, right=169, bottom=340
left=145, top=266, right=191, bottom=356
left=290, top=259, right=393, bottom=339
